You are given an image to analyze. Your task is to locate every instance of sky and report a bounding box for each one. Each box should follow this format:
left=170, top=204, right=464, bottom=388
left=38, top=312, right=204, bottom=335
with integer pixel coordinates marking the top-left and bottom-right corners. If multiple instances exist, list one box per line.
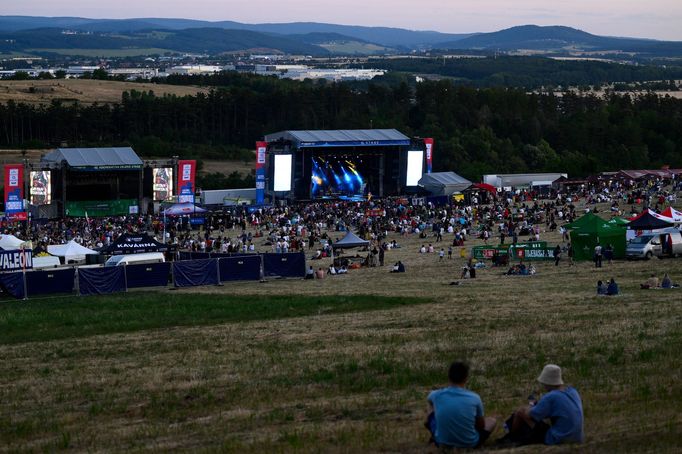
left=3, top=0, right=682, bottom=41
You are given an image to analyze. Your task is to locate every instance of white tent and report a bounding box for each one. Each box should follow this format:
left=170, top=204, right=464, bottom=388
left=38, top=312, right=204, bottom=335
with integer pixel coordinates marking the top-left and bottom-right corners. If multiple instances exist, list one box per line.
left=0, top=234, right=26, bottom=250
left=47, top=240, right=99, bottom=263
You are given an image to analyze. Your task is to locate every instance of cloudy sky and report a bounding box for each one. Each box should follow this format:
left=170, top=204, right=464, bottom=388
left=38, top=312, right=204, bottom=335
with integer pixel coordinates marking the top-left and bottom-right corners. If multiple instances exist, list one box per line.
left=4, top=0, right=682, bottom=40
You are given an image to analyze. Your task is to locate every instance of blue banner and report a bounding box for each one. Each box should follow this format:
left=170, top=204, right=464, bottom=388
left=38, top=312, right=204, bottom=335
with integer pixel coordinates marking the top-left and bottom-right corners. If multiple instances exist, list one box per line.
left=263, top=252, right=306, bottom=278
left=0, top=249, right=32, bottom=272
left=219, top=256, right=262, bottom=282
left=27, top=268, right=75, bottom=296
left=125, top=262, right=171, bottom=288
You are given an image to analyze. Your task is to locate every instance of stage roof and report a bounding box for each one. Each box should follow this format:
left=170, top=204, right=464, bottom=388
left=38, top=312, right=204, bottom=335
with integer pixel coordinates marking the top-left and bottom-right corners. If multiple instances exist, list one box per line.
left=43, top=147, right=143, bottom=170
left=265, top=129, right=411, bottom=148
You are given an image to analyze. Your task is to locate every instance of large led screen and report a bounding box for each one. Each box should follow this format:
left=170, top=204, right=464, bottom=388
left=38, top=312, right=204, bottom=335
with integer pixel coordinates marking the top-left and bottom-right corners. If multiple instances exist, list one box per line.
left=406, top=150, right=424, bottom=186
left=30, top=171, right=51, bottom=205
left=153, top=168, right=173, bottom=201
left=311, top=156, right=367, bottom=198
left=273, top=154, right=293, bottom=192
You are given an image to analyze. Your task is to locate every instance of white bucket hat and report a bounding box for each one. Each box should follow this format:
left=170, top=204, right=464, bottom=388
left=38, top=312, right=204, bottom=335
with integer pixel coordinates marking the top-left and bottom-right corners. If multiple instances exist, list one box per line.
left=538, top=364, right=564, bottom=386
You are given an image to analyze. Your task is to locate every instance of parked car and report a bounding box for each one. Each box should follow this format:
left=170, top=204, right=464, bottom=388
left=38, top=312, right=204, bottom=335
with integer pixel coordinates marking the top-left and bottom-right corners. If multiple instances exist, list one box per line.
left=626, top=228, right=682, bottom=259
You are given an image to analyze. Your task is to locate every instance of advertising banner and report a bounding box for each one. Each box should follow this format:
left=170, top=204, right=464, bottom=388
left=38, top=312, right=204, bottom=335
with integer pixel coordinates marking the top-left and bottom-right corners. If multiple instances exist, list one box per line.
left=424, top=138, right=434, bottom=174
left=153, top=168, right=173, bottom=201
left=4, top=164, right=24, bottom=214
left=30, top=170, right=51, bottom=205
left=255, top=141, right=267, bottom=204
left=0, top=249, right=32, bottom=272
left=508, top=242, right=554, bottom=261
left=177, top=160, right=196, bottom=203
left=471, top=245, right=509, bottom=260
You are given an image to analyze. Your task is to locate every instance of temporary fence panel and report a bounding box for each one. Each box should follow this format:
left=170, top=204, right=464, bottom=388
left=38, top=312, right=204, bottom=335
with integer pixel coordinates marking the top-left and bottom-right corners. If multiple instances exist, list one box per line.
left=173, top=259, right=219, bottom=287
left=78, top=267, right=126, bottom=296
left=125, top=262, right=171, bottom=289
left=263, top=252, right=306, bottom=278
left=0, top=271, right=25, bottom=299
left=26, top=268, right=76, bottom=296
left=219, top=256, right=262, bottom=282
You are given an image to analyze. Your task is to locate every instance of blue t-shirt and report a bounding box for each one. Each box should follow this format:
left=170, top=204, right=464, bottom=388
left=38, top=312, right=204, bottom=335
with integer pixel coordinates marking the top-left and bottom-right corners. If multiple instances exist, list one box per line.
left=428, top=387, right=483, bottom=448
left=530, top=387, right=584, bottom=445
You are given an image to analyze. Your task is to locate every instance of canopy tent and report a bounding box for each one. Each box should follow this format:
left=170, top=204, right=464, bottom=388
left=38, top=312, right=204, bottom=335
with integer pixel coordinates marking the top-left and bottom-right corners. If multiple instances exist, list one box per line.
left=0, top=234, right=26, bottom=251
left=627, top=209, right=675, bottom=230
left=418, top=172, right=472, bottom=196
left=332, top=231, right=369, bottom=249
left=565, top=213, right=627, bottom=261
left=607, top=217, right=630, bottom=227
left=103, top=233, right=170, bottom=255
left=660, top=207, right=682, bottom=223
left=47, top=240, right=99, bottom=263
left=162, top=203, right=207, bottom=216
left=471, top=183, right=497, bottom=194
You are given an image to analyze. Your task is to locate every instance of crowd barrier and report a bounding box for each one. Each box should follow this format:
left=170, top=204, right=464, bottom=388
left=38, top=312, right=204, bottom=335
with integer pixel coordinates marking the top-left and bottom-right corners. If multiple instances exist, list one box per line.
left=0, top=252, right=306, bottom=299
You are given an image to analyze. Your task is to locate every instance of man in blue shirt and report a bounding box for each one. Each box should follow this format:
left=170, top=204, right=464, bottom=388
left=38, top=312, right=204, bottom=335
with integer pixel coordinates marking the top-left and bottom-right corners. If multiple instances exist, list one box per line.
left=500, top=364, right=584, bottom=445
left=426, top=361, right=497, bottom=448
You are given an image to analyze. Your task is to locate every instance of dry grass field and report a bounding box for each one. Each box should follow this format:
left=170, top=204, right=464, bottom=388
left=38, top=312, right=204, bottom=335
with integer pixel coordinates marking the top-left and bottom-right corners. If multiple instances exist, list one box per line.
left=0, top=79, right=208, bottom=105
left=1, top=203, right=681, bottom=452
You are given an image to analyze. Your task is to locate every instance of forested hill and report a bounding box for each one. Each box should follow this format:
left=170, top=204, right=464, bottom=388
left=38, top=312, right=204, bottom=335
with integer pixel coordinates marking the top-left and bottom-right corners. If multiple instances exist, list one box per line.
left=359, top=56, right=682, bottom=89
left=1, top=73, right=680, bottom=180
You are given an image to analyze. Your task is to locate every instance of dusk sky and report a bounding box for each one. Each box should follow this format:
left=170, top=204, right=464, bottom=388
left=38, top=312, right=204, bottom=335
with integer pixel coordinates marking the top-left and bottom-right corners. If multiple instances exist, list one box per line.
left=3, top=0, right=682, bottom=41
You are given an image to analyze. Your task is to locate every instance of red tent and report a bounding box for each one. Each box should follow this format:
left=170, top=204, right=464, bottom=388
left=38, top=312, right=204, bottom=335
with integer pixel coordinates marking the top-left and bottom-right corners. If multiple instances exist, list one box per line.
left=473, top=183, right=497, bottom=194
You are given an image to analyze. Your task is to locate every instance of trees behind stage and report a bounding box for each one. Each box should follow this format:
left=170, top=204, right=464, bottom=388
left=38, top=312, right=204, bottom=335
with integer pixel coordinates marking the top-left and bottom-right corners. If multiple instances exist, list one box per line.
left=0, top=73, right=681, bottom=181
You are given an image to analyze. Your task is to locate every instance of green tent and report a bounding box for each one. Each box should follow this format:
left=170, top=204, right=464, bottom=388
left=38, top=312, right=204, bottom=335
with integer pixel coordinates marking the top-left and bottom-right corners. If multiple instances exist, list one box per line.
left=566, top=213, right=627, bottom=261
left=607, top=217, right=630, bottom=227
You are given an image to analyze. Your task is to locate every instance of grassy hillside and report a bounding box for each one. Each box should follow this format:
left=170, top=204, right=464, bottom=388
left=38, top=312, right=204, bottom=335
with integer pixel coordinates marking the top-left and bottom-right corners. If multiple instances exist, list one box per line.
left=0, top=200, right=680, bottom=451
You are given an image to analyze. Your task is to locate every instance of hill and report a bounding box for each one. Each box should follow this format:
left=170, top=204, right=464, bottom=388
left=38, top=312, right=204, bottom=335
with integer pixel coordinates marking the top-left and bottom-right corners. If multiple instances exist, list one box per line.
left=0, top=16, right=470, bottom=48
left=0, top=27, right=329, bottom=57
left=437, top=25, right=682, bottom=57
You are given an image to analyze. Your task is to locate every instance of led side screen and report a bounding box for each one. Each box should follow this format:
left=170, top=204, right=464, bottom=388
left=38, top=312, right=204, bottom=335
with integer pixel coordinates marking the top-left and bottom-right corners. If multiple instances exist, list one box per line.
left=406, top=150, right=424, bottom=186
left=273, top=154, right=293, bottom=192
left=153, top=168, right=173, bottom=201
left=30, top=170, right=51, bottom=205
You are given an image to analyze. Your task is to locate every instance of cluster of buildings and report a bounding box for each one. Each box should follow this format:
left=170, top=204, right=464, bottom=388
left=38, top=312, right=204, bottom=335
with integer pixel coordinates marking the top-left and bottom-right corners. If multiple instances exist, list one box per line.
left=0, top=63, right=385, bottom=82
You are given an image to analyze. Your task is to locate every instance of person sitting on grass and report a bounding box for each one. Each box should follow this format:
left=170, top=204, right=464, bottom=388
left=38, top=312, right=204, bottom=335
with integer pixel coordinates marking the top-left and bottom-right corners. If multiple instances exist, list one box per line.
left=426, top=361, right=497, bottom=449
left=497, top=364, right=584, bottom=446
left=661, top=273, right=674, bottom=288
left=640, top=274, right=659, bottom=289
left=597, top=280, right=608, bottom=295
left=606, top=278, right=619, bottom=295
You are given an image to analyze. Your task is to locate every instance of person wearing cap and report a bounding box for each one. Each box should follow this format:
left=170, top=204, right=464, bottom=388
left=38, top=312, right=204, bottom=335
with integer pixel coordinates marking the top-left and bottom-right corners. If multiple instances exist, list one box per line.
left=425, top=361, right=497, bottom=449
left=500, top=364, right=584, bottom=445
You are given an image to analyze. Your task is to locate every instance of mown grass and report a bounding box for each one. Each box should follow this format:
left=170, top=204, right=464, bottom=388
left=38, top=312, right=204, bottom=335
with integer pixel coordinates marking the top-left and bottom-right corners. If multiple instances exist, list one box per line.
left=0, top=293, right=432, bottom=345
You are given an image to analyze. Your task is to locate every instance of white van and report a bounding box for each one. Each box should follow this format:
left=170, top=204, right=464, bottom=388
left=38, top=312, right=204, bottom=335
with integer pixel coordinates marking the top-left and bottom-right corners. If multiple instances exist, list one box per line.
left=626, top=228, right=682, bottom=259
left=105, top=253, right=165, bottom=267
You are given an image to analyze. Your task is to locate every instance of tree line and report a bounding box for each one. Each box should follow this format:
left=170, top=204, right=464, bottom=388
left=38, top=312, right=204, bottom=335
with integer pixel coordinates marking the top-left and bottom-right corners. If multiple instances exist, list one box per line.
left=1, top=72, right=681, bottom=184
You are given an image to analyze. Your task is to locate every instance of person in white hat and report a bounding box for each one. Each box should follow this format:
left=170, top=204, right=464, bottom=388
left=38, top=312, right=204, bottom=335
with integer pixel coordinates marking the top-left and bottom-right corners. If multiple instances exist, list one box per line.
left=497, top=364, right=584, bottom=446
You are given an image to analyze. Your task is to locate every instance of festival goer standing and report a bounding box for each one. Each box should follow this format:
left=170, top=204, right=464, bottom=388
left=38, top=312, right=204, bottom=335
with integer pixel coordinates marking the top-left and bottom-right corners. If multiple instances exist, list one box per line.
left=553, top=245, right=561, bottom=266
left=594, top=243, right=603, bottom=268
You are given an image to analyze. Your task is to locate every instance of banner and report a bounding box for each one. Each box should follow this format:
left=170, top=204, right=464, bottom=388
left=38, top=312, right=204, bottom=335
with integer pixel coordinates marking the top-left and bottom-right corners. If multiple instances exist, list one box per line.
left=424, top=138, right=434, bottom=174
left=30, top=171, right=51, bottom=205
left=509, top=242, right=554, bottom=261
left=177, top=160, right=196, bottom=203
left=4, top=164, right=24, bottom=214
left=153, top=168, right=173, bottom=201
left=255, top=141, right=267, bottom=204
left=0, top=249, right=33, bottom=271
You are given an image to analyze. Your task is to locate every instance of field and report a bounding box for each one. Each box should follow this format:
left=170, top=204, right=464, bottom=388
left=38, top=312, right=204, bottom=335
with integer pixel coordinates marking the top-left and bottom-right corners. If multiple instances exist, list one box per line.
left=0, top=79, right=209, bottom=105
left=1, top=207, right=681, bottom=452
